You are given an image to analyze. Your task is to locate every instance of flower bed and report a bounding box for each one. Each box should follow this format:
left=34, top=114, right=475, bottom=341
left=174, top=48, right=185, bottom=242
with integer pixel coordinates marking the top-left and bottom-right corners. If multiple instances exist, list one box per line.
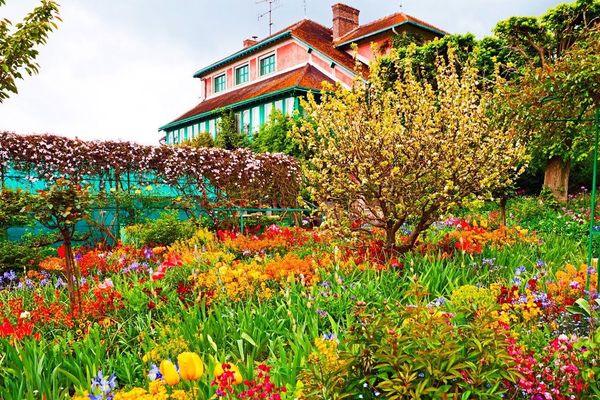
left=0, top=217, right=599, bottom=399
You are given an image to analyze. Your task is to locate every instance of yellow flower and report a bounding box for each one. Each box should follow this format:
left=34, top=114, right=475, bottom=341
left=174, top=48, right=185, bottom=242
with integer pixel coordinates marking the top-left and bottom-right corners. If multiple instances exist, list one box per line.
left=177, top=352, right=204, bottom=381
left=160, top=359, right=180, bottom=386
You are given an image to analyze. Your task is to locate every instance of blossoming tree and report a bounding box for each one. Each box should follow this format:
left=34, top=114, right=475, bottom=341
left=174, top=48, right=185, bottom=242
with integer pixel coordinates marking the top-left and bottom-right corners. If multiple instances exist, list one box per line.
left=294, top=48, right=527, bottom=251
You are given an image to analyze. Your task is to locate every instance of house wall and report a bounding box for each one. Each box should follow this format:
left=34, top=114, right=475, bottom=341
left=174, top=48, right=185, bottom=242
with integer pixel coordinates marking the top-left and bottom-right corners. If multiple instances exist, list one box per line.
left=201, top=39, right=311, bottom=100
left=199, top=38, right=356, bottom=101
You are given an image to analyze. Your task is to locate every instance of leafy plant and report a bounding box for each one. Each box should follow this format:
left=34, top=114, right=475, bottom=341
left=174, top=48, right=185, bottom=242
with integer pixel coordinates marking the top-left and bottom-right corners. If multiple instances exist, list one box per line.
left=0, top=0, right=61, bottom=101
left=122, top=211, right=197, bottom=247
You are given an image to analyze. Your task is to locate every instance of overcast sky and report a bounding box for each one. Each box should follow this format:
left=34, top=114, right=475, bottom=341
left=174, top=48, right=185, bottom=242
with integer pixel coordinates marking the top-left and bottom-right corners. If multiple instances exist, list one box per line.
left=0, top=0, right=568, bottom=145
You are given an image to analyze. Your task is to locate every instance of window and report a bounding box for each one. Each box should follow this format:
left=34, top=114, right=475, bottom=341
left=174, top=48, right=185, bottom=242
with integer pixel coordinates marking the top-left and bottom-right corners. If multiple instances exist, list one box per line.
left=209, top=119, right=216, bottom=137
left=214, top=74, right=226, bottom=93
left=242, top=110, right=250, bottom=134
left=265, top=103, right=273, bottom=121
left=285, top=97, right=295, bottom=115
left=235, top=64, right=249, bottom=85
left=259, top=54, right=275, bottom=76
left=251, top=106, right=260, bottom=134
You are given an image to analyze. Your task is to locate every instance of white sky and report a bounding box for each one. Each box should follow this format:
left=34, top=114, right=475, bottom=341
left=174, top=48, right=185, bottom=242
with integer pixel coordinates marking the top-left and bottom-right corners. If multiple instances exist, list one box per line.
left=0, top=0, right=568, bottom=144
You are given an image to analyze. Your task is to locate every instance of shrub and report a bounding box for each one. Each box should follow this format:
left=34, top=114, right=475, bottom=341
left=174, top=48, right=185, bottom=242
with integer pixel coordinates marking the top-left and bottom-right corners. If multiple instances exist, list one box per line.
left=294, top=46, right=526, bottom=251
left=0, top=239, right=54, bottom=273
left=215, top=110, right=248, bottom=150
left=122, top=211, right=196, bottom=247
left=180, top=132, right=214, bottom=148
left=341, top=302, right=518, bottom=398
left=251, top=110, right=302, bottom=157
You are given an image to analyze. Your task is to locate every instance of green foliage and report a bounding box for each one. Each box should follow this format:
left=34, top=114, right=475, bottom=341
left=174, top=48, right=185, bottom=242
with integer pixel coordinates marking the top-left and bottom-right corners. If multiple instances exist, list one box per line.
left=495, top=0, right=600, bottom=198
left=341, top=299, right=518, bottom=398
left=215, top=110, right=247, bottom=150
left=0, top=189, right=34, bottom=232
left=0, top=237, right=53, bottom=273
left=390, top=33, right=517, bottom=83
left=448, top=285, right=498, bottom=318
left=391, top=31, right=425, bottom=49
left=24, top=178, right=92, bottom=237
left=122, top=211, right=196, bottom=247
left=180, top=132, right=215, bottom=148
left=0, top=0, right=61, bottom=101
left=251, top=110, right=302, bottom=157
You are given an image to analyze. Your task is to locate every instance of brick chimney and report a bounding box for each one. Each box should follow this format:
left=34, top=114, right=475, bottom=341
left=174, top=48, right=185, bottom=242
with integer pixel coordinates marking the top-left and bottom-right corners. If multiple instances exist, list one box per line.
left=332, top=3, right=359, bottom=41
left=243, top=37, right=258, bottom=48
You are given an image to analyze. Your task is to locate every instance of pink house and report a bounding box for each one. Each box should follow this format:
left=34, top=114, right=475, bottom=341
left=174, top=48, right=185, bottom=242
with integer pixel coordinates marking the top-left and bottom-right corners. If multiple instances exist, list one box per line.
left=160, top=3, right=446, bottom=144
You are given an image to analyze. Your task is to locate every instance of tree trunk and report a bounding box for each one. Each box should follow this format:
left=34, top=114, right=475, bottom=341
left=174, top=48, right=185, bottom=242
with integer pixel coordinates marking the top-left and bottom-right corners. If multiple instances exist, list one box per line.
left=62, top=235, right=82, bottom=315
left=544, top=156, right=570, bottom=202
left=499, top=197, right=507, bottom=227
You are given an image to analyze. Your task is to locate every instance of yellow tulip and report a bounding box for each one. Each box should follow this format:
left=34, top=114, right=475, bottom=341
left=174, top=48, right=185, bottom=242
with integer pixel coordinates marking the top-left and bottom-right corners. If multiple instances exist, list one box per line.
left=159, top=360, right=180, bottom=386
left=177, top=352, right=204, bottom=381
left=213, top=362, right=243, bottom=385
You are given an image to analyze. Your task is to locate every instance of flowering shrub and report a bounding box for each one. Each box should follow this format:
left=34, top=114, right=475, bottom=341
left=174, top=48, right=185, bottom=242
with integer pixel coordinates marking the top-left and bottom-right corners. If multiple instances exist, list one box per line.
left=547, top=263, right=598, bottom=309
left=0, top=132, right=301, bottom=208
left=507, top=334, right=587, bottom=399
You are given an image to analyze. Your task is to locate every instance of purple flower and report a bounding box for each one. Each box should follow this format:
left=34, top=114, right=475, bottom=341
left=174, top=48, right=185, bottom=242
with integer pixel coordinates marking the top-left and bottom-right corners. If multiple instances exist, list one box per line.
left=570, top=281, right=580, bottom=289
left=482, top=258, right=495, bottom=266
left=515, top=266, right=526, bottom=276
left=4, top=270, right=16, bottom=281
left=91, top=370, right=117, bottom=395
left=148, top=363, right=162, bottom=381
left=143, top=247, right=153, bottom=259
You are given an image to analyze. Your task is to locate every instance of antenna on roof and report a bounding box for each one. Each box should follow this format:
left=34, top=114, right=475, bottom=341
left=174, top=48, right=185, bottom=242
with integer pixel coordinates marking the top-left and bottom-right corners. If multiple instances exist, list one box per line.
left=303, top=0, right=307, bottom=16
left=257, top=0, right=281, bottom=36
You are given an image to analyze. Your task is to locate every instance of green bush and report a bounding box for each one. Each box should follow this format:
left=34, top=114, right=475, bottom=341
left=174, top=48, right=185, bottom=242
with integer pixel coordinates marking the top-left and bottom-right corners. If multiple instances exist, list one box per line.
left=251, top=110, right=302, bottom=157
left=340, top=301, right=518, bottom=399
left=180, top=132, right=214, bottom=148
left=0, top=238, right=54, bottom=273
left=121, top=211, right=196, bottom=247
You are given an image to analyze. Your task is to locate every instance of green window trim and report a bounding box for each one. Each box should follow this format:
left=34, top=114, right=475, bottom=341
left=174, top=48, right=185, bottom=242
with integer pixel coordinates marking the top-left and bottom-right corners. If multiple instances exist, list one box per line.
left=259, top=104, right=265, bottom=125
left=214, top=74, right=226, bottom=93
left=259, top=54, right=275, bottom=76
left=235, top=64, right=249, bottom=85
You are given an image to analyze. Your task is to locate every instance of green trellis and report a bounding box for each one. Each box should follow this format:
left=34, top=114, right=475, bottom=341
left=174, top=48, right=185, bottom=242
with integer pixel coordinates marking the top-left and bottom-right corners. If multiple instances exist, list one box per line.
left=586, top=108, right=600, bottom=298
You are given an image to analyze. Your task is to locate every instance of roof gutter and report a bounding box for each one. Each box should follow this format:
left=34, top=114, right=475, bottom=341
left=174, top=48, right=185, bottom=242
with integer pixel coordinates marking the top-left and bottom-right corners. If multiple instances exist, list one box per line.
left=335, top=20, right=446, bottom=48
left=159, top=86, right=314, bottom=131
left=192, top=31, right=292, bottom=78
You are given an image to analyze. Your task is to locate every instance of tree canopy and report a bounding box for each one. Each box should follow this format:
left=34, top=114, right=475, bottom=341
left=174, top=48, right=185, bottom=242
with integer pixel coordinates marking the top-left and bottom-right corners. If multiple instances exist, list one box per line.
left=0, top=0, right=60, bottom=102
left=294, top=48, right=526, bottom=251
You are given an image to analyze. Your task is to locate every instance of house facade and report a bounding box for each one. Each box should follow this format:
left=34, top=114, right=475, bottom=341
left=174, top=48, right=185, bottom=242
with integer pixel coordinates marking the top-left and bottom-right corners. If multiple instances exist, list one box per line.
left=159, top=3, right=446, bottom=145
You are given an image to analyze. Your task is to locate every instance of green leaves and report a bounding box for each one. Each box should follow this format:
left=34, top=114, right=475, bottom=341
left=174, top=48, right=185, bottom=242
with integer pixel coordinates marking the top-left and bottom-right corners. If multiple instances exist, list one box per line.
left=0, top=0, right=60, bottom=102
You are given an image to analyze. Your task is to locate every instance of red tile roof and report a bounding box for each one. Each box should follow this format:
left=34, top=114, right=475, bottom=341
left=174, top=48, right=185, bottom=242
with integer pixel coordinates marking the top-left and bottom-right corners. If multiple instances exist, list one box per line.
left=288, top=19, right=361, bottom=74
left=334, top=12, right=447, bottom=46
left=193, top=19, right=363, bottom=79
left=166, top=64, right=334, bottom=127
